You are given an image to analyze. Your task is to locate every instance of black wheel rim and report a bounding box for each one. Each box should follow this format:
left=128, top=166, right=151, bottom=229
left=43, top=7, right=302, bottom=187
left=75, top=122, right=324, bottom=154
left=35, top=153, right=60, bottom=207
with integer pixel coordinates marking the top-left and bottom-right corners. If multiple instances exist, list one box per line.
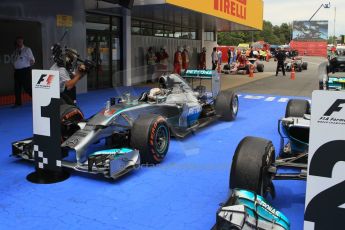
left=154, top=124, right=169, bottom=155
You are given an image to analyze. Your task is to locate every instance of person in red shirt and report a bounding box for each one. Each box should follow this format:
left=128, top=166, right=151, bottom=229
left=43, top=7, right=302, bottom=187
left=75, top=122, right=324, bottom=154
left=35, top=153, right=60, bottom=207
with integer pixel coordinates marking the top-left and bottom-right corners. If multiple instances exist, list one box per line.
left=199, top=47, right=206, bottom=70
left=182, top=45, right=190, bottom=72
left=157, top=47, right=169, bottom=72
left=174, top=46, right=183, bottom=75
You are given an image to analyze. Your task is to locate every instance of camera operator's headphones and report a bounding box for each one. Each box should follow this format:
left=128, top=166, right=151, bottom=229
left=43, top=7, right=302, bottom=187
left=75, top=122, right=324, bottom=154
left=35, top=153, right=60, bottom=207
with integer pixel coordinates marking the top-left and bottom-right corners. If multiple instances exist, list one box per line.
left=51, top=44, right=77, bottom=71
left=51, top=44, right=95, bottom=74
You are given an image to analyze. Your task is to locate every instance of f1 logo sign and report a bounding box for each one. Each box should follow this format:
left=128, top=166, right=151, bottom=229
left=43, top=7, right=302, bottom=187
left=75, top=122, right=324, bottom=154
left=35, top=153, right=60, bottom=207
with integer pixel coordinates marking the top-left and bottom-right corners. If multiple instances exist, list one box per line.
left=36, top=74, right=54, bottom=88
left=323, top=99, right=345, bottom=116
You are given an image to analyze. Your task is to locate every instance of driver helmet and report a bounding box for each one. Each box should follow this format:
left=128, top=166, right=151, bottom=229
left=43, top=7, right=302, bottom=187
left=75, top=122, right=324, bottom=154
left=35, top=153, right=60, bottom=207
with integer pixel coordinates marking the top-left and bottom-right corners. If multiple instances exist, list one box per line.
left=148, top=88, right=162, bottom=101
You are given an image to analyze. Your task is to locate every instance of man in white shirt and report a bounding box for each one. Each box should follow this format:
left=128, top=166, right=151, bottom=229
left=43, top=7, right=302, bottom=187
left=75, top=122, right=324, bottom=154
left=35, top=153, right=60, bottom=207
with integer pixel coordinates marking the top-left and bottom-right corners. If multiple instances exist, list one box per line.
left=12, top=36, right=35, bottom=107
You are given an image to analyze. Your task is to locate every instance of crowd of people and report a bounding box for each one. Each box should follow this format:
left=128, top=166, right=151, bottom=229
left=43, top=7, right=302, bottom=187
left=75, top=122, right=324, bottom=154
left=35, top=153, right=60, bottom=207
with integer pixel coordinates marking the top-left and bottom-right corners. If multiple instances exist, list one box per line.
left=146, top=45, right=202, bottom=81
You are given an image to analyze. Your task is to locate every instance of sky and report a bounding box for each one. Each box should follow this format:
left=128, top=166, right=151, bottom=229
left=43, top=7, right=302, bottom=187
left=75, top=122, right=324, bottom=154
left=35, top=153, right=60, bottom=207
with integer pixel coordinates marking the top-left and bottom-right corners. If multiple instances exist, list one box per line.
left=264, top=0, right=345, bottom=37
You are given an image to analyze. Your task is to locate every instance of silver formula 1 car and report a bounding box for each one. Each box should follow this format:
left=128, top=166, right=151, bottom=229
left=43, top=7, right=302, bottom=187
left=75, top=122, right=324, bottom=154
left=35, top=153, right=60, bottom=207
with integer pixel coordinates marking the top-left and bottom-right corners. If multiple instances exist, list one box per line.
left=12, top=71, right=239, bottom=180
left=213, top=189, right=290, bottom=230
left=319, top=61, right=345, bottom=91
left=229, top=98, right=310, bottom=200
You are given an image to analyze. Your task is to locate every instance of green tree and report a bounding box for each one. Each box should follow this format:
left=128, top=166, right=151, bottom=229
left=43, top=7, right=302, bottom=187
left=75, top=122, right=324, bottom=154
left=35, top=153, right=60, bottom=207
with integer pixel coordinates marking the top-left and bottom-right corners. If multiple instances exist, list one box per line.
left=217, top=20, right=293, bottom=45
left=328, top=36, right=337, bottom=44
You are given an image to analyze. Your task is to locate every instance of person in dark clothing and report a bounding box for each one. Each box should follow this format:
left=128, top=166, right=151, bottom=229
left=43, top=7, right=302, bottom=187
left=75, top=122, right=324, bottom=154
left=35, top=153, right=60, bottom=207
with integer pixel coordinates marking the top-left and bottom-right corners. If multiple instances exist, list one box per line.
left=275, top=48, right=286, bottom=76
left=11, top=36, right=35, bottom=107
left=227, top=48, right=233, bottom=65
left=328, top=50, right=337, bottom=74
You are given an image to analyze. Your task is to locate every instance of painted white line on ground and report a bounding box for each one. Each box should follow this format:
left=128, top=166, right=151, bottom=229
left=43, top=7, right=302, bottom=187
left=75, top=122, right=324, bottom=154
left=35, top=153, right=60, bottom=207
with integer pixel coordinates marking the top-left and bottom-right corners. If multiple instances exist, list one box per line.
left=244, top=95, right=265, bottom=99
left=307, top=62, right=322, bottom=66
left=278, top=98, right=289, bottom=103
left=265, top=97, right=276, bottom=101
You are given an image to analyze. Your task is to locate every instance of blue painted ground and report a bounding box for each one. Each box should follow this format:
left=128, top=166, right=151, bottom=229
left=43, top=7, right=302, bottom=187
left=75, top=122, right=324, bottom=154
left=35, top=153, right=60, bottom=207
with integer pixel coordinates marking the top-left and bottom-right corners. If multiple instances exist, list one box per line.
left=0, top=88, right=307, bottom=230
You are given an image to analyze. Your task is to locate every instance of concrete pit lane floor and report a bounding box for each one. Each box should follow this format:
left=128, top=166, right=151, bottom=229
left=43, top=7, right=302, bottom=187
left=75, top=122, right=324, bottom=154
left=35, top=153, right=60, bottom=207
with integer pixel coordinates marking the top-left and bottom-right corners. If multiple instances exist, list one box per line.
left=0, top=56, right=325, bottom=230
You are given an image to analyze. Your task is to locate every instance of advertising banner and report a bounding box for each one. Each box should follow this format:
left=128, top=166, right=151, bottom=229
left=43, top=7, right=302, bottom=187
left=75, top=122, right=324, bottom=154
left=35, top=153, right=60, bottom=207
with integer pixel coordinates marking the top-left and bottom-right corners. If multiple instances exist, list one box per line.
left=292, top=20, right=328, bottom=40
left=32, top=70, right=62, bottom=172
left=166, top=0, right=263, bottom=30
left=290, top=40, right=327, bottom=57
left=304, top=90, right=345, bottom=230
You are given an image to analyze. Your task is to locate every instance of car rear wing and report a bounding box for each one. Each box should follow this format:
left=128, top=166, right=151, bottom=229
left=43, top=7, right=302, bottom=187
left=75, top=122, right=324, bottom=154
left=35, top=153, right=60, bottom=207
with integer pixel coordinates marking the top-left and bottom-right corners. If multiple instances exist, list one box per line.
left=183, top=69, right=221, bottom=98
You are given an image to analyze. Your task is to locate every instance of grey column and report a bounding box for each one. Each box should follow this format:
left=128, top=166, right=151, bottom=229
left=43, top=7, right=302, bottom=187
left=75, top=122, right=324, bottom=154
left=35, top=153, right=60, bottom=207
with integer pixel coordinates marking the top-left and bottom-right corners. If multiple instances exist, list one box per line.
left=199, top=14, right=205, bottom=49
left=122, top=8, right=131, bottom=86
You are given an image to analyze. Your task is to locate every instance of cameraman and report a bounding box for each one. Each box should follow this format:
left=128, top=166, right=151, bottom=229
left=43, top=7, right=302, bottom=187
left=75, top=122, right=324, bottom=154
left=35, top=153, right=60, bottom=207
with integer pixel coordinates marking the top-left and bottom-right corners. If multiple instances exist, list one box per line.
left=50, top=48, right=86, bottom=105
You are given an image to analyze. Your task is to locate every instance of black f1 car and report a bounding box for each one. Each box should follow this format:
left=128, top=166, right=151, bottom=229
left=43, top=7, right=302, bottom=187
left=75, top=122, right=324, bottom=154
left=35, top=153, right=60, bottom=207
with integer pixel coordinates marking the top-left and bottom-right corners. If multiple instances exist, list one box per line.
left=12, top=71, right=239, bottom=180
left=284, top=57, right=308, bottom=72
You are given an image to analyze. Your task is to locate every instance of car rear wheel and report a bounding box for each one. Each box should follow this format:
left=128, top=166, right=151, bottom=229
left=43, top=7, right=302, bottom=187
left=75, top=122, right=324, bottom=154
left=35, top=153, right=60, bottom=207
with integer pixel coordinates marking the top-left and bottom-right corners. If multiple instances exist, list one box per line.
left=230, top=136, right=275, bottom=198
left=131, top=114, right=170, bottom=164
left=215, top=90, right=239, bottom=121
left=257, top=63, right=264, bottom=72
left=285, top=99, right=310, bottom=118
left=302, top=62, right=308, bottom=70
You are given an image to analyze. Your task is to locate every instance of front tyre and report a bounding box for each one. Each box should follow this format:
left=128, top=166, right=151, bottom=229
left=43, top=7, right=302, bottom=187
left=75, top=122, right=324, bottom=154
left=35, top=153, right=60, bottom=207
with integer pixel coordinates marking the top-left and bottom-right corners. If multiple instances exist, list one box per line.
left=215, top=90, right=239, bottom=121
left=131, top=114, right=170, bottom=164
left=230, top=136, right=275, bottom=198
left=285, top=99, right=310, bottom=118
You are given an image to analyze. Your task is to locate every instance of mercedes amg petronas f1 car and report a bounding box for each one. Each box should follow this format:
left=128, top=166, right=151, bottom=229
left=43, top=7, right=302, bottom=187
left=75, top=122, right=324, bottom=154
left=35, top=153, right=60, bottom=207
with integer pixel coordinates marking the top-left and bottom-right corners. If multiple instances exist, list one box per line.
left=213, top=189, right=290, bottom=230
left=229, top=98, right=309, bottom=200
left=319, top=61, right=345, bottom=91
left=12, top=71, right=239, bottom=180
left=213, top=99, right=309, bottom=229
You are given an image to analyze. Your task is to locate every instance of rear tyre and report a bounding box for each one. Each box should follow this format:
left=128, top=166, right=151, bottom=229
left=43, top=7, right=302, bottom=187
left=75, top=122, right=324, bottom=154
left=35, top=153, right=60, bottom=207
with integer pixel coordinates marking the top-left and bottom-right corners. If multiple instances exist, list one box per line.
left=285, top=99, right=310, bottom=118
left=215, top=90, right=239, bottom=121
left=131, top=114, right=170, bottom=164
left=257, top=63, right=264, bottom=72
left=230, top=136, right=275, bottom=197
left=302, top=62, right=308, bottom=70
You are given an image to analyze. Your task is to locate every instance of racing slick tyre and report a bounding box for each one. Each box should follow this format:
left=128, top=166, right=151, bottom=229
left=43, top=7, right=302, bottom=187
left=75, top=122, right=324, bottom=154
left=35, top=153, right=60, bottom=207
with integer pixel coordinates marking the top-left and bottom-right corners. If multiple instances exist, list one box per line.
left=60, top=104, right=84, bottom=141
left=131, top=114, right=170, bottom=164
left=230, top=136, right=275, bottom=198
left=257, top=63, right=264, bottom=72
left=302, top=62, right=308, bottom=70
left=285, top=99, right=310, bottom=118
left=215, top=90, right=239, bottom=121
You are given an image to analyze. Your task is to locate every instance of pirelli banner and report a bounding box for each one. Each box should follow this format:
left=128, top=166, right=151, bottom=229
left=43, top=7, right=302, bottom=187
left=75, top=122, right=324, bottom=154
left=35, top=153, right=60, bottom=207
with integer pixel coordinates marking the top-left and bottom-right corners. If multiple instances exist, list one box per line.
left=166, top=0, right=263, bottom=30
